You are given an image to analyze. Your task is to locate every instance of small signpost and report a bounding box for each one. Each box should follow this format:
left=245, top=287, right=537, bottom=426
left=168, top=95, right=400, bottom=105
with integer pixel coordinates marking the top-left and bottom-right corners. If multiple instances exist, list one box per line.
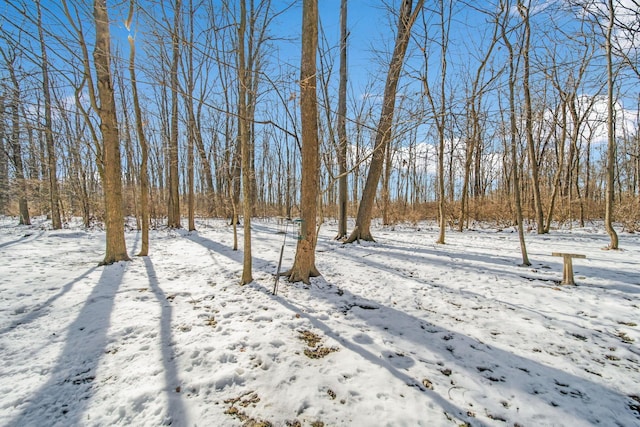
left=552, top=252, right=586, bottom=285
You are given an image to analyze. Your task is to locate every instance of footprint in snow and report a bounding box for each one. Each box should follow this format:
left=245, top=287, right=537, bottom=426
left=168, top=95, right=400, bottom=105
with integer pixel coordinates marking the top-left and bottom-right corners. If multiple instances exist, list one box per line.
left=382, top=351, right=415, bottom=369
left=353, top=333, right=374, bottom=345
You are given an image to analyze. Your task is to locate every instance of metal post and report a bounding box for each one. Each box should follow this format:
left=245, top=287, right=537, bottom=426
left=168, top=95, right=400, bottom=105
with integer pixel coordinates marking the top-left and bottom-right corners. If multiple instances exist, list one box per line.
left=273, top=221, right=289, bottom=295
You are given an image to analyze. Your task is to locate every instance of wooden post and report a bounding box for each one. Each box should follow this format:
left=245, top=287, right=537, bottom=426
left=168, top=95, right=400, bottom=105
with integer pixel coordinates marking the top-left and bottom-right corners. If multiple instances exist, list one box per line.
left=552, top=253, right=586, bottom=285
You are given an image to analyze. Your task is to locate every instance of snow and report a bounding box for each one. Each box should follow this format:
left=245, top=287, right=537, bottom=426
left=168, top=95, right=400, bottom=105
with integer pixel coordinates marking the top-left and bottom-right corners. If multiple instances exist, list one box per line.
left=1, top=215, right=639, bottom=427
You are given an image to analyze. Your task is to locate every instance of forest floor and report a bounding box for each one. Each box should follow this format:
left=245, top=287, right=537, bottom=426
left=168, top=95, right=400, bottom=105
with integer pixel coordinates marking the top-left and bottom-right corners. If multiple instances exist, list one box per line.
left=0, top=216, right=639, bottom=426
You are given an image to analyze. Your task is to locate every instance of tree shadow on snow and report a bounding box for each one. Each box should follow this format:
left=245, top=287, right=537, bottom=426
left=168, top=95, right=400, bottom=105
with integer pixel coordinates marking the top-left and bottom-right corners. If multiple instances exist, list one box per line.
left=185, top=233, right=275, bottom=272
left=143, top=256, right=188, bottom=426
left=378, top=233, right=640, bottom=294
left=0, top=230, right=42, bottom=249
left=262, top=277, right=638, bottom=426
left=265, top=286, right=487, bottom=426
left=578, top=281, right=640, bottom=294
left=330, top=242, right=554, bottom=296
left=363, top=240, right=533, bottom=275
left=335, top=241, right=640, bottom=327
left=8, top=262, right=126, bottom=426
left=0, top=266, right=99, bottom=337
left=185, top=233, right=244, bottom=264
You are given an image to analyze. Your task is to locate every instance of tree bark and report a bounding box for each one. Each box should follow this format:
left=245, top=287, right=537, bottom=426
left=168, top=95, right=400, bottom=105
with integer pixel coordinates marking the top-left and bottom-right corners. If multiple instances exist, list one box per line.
left=94, top=0, right=130, bottom=264
left=604, top=0, right=619, bottom=249
left=0, top=97, right=8, bottom=214
left=186, top=0, right=196, bottom=232
left=422, top=0, right=449, bottom=244
left=238, top=0, right=253, bottom=284
left=381, top=131, right=394, bottom=225
left=127, top=7, right=150, bottom=256
left=167, top=0, right=182, bottom=228
left=518, top=1, right=545, bottom=234
left=37, top=0, right=62, bottom=229
left=336, top=0, right=348, bottom=240
left=502, top=0, right=530, bottom=266
left=286, top=0, right=320, bottom=283
left=544, top=101, right=566, bottom=234
left=2, top=47, right=31, bottom=226
left=345, top=0, right=424, bottom=243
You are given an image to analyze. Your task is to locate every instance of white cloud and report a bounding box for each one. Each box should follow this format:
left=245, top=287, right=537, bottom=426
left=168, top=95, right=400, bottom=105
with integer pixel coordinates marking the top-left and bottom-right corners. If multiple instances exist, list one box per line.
left=578, top=95, right=638, bottom=145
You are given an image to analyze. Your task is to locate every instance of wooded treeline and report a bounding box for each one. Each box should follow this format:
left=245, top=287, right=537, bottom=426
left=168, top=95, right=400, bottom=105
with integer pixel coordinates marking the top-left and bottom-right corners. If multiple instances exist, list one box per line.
left=0, top=1, right=638, bottom=265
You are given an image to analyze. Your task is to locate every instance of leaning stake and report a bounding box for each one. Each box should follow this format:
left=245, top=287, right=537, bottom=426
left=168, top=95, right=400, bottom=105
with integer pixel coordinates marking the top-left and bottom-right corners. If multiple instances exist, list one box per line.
left=273, top=221, right=289, bottom=295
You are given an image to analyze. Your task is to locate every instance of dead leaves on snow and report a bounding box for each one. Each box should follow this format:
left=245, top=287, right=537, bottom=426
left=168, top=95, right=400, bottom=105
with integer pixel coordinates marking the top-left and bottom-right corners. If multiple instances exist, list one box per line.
left=205, top=316, right=217, bottom=328
left=224, top=391, right=271, bottom=427
left=615, top=330, right=635, bottom=344
left=304, top=346, right=339, bottom=359
left=298, top=330, right=322, bottom=347
left=298, top=330, right=339, bottom=359
left=222, top=330, right=338, bottom=426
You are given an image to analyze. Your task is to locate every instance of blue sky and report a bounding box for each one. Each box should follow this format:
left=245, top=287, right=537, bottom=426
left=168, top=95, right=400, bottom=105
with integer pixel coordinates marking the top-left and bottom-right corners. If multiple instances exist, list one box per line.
left=3, top=0, right=637, bottom=143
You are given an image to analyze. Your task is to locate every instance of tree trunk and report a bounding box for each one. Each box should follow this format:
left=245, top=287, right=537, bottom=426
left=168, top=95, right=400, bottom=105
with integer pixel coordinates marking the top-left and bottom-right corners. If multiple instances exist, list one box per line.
left=435, top=0, right=449, bottom=244
left=167, top=0, right=182, bottom=228
left=231, top=139, right=241, bottom=251
left=238, top=0, right=253, bottom=285
left=420, top=0, right=450, bottom=244
left=37, top=0, right=62, bottom=229
left=381, top=134, right=393, bottom=225
left=286, top=0, right=320, bottom=284
left=518, top=2, right=545, bottom=234
left=0, top=97, right=8, bottom=214
left=502, top=1, right=530, bottom=266
left=187, top=129, right=195, bottom=231
left=336, top=0, right=348, bottom=240
left=604, top=0, right=619, bottom=249
left=544, top=101, right=566, bottom=234
left=61, top=102, right=92, bottom=228
left=186, top=0, right=196, bottom=232
left=3, top=49, right=31, bottom=226
left=116, top=64, right=137, bottom=225
left=345, top=0, right=424, bottom=243
left=94, top=0, right=129, bottom=264
left=127, top=16, right=150, bottom=257
left=459, top=133, right=474, bottom=232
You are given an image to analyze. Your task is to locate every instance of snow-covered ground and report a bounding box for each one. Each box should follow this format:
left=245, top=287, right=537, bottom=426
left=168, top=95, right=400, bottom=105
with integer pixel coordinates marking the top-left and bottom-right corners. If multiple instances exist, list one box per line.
left=0, top=216, right=639, bottom=427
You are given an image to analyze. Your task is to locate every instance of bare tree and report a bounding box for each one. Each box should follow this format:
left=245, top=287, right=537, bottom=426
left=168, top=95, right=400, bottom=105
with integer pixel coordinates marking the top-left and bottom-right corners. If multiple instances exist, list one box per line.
left=604, top=0, right=619, bottom=248
left=543, top=24, right=600, bottom=232
left=167, top=0, right=182, bottom=229
left=0, top=44, right=31, bottom=225
left=458, top=4, right=502, bottom=232
left=336, top=0, right=349, bottom=240
left=285, top=0, right=320, bottom=283
left=207, top=4, right=240, bottom=244
left=126, top=0, right=150, bottom=256
left=518, top=0, right=545, bottom=234
left=36, top=0, right=62, bottom=229
left=611, top=0, right=640, bottom=79
left=182, top=0, right=216, bottom=217
left=93, top=0, right=130, bottom=264
left=0, top=95, right=8, bottom=214
left=501, top=0, right=530, bottom=266
left=421, top=0, right=450, bottom=244
left=238, top=0, right=254, bottom=284
left=184, top=0, right=197, bottom=232
left=345, top=0, right=425, bottom=243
